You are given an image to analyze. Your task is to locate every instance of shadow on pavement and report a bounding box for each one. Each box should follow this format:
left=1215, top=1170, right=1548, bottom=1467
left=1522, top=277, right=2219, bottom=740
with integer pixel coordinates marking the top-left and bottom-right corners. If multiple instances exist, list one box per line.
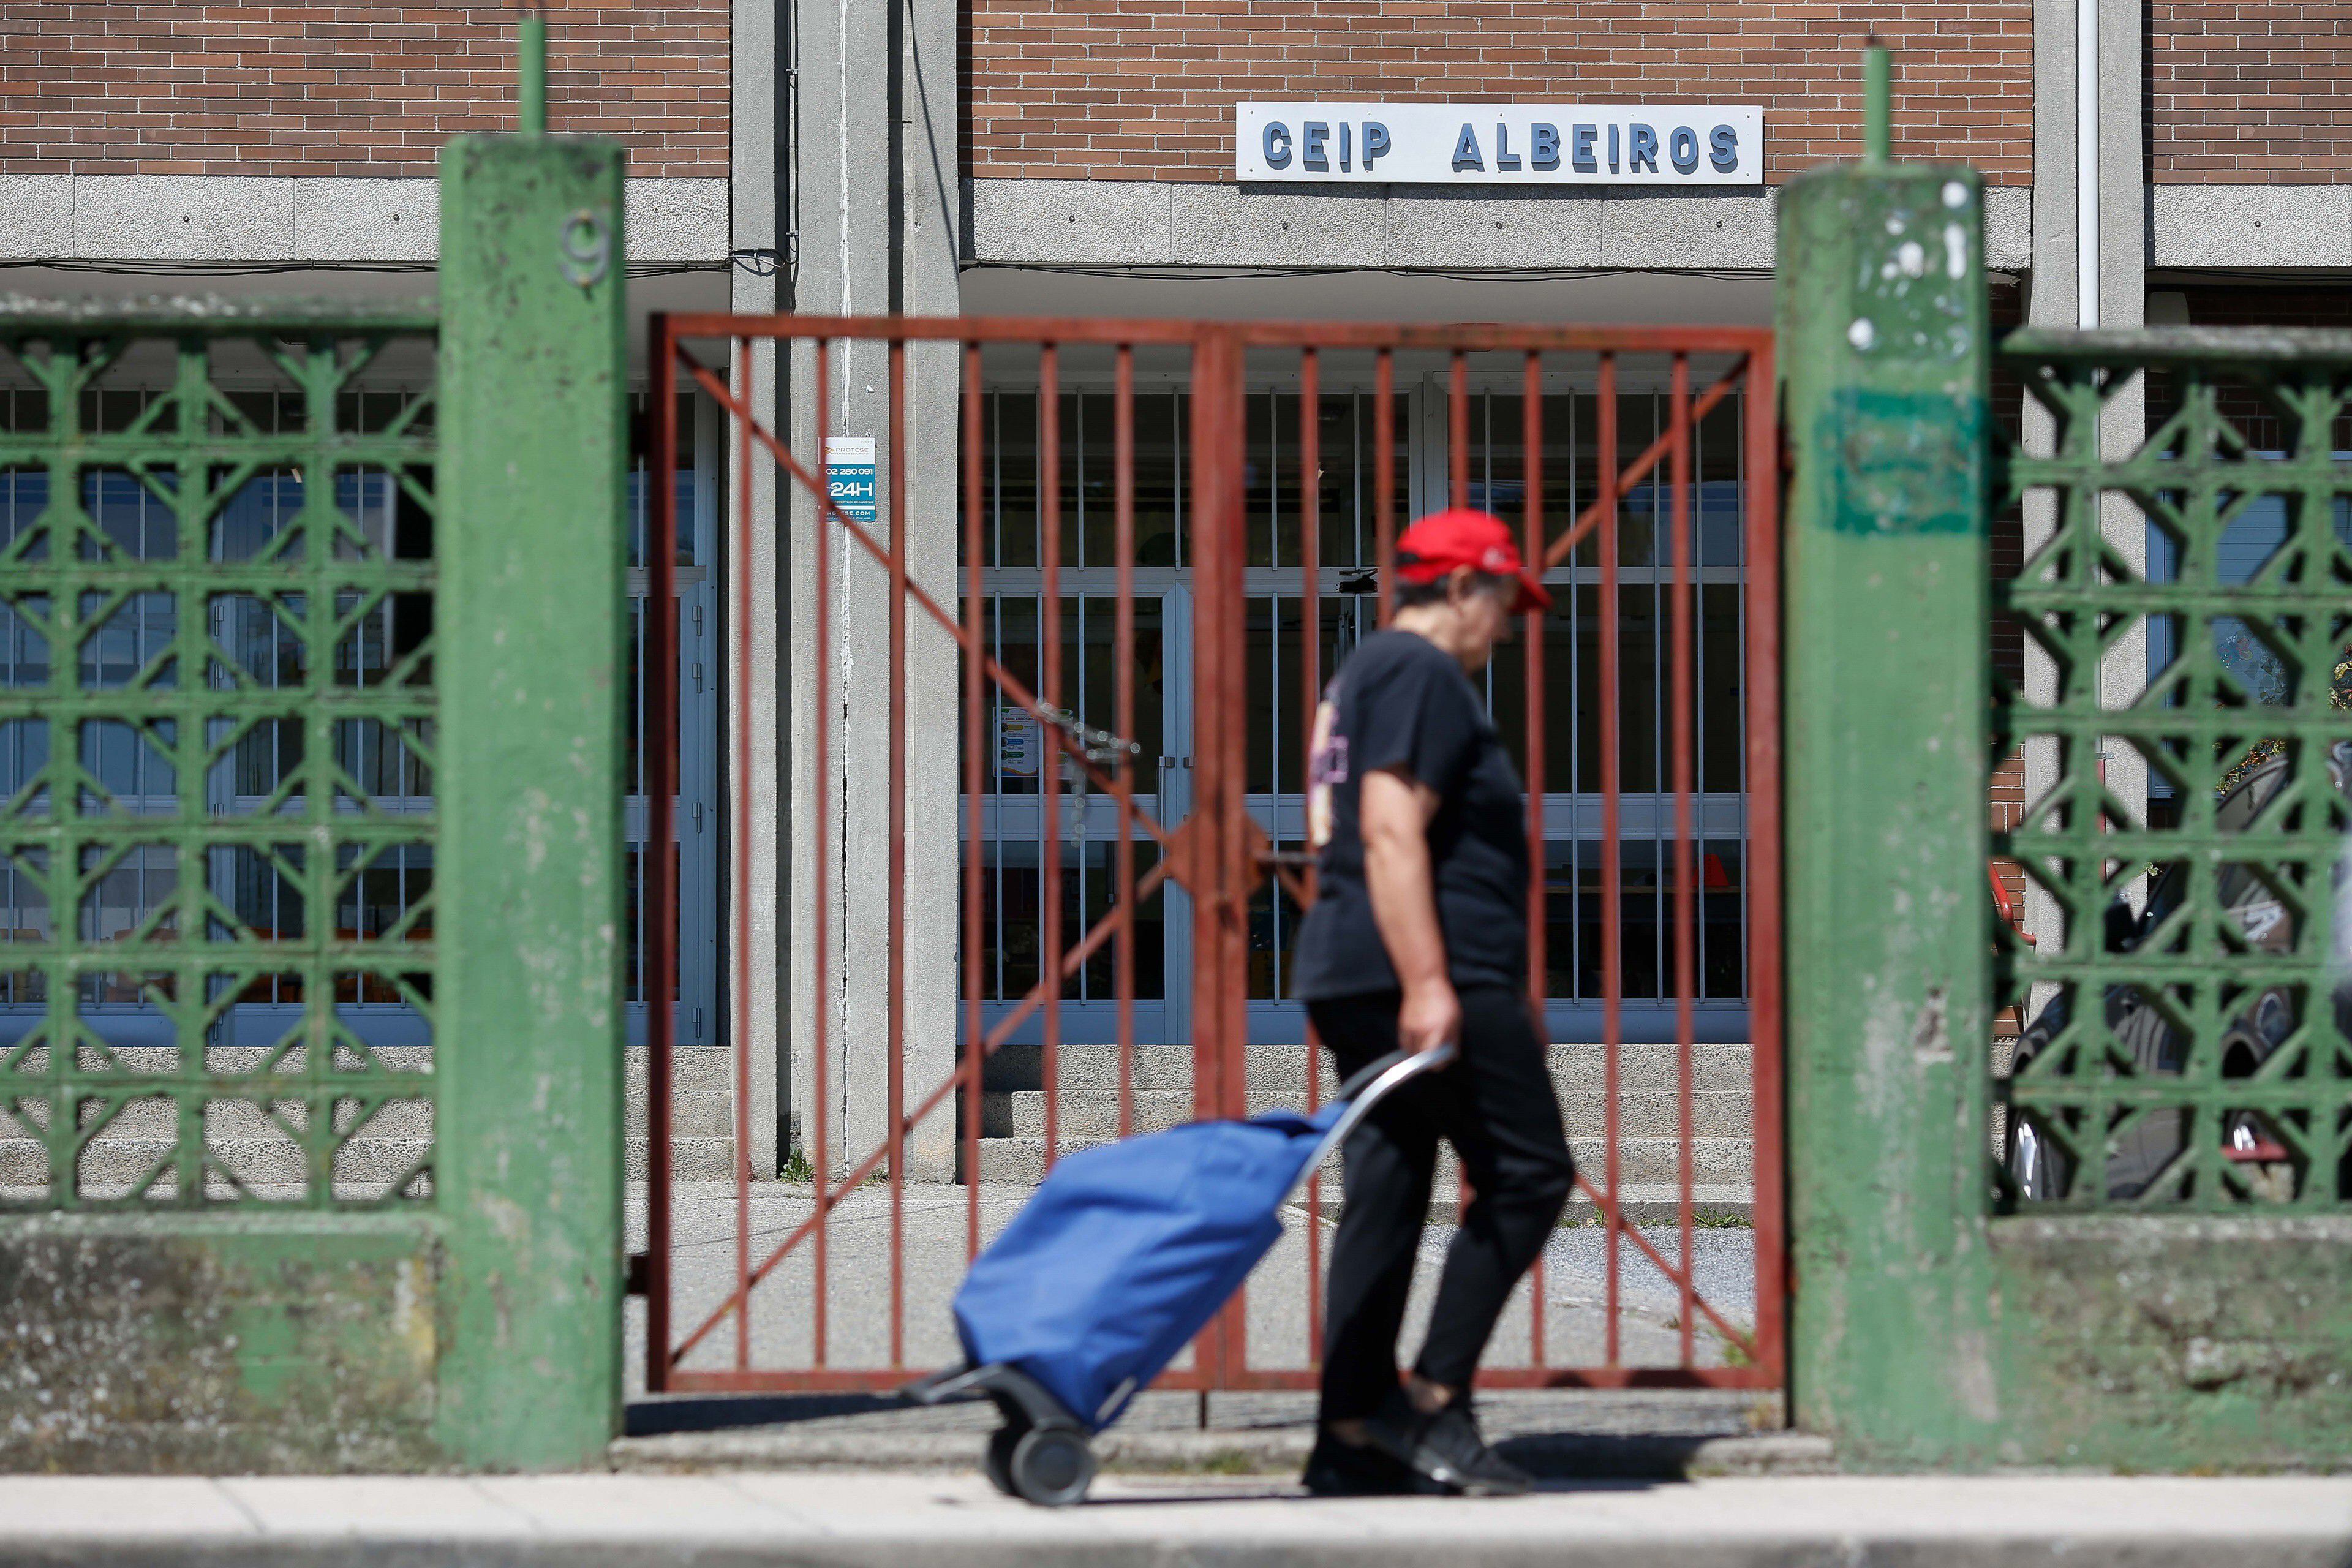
left=625, top=1391, right=934, bottom=1436
left=1498, top=1433, right=1713, bottom=1483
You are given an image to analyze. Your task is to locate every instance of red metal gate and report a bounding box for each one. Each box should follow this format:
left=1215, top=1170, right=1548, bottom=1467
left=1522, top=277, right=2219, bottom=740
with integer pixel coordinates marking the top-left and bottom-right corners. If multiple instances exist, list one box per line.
left=640, top=315, right=1782, bottom=1395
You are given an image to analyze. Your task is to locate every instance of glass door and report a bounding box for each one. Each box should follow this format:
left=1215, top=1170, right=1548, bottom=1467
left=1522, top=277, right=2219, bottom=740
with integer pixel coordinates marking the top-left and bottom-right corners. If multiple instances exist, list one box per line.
left=973, top=583, right=1180, bottom=1042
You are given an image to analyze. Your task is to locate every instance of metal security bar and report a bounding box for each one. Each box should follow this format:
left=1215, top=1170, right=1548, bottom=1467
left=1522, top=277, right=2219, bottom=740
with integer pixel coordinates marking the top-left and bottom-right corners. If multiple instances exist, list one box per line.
left=1995, top=327, right=2352, bottom=1212
left=643, top=314, right=1783, bottom=1395
left=0, top=300, right=439, bottom=1207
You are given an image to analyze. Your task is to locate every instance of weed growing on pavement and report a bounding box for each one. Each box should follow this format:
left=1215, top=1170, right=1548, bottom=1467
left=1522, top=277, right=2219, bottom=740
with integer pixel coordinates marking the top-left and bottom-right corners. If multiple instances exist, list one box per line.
left=777, top=1149, right=887, bottom=1187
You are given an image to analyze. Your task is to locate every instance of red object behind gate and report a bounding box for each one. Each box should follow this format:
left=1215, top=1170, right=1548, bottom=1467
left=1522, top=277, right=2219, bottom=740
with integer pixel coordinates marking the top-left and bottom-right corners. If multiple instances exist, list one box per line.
left=641, top=315, right=1783, bottom=1396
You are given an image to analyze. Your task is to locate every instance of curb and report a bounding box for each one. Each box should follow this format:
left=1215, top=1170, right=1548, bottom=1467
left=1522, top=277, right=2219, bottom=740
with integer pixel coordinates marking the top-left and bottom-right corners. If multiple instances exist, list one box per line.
left=610, top=1428, right=1834, bottom=1479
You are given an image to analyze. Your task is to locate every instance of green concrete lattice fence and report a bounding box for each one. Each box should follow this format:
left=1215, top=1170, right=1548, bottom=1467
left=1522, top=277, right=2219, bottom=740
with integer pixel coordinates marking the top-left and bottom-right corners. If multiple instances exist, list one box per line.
left=0, top=301, right=443, bottom=1209
left=0, top=132, right=630, bottom=1472
left=1994, top=330, right=2352, bottom=1213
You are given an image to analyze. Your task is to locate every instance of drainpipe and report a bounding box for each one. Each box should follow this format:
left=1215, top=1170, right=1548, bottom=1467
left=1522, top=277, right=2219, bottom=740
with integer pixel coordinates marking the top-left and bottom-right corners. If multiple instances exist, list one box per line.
left=2076, top=0, right=2098, bottom=328
left=516, top=1, right=547, bottom=137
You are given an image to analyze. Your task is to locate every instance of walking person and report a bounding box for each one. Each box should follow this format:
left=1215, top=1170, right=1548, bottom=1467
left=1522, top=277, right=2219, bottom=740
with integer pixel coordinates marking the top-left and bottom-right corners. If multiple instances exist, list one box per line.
left=1291, top=507, right=1575, bottom=1497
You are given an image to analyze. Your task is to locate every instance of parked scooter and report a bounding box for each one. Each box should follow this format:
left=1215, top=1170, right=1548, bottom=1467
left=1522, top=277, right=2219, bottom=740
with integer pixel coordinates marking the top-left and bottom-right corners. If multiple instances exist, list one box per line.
left=2002, top=741, right=2352, bottom=1204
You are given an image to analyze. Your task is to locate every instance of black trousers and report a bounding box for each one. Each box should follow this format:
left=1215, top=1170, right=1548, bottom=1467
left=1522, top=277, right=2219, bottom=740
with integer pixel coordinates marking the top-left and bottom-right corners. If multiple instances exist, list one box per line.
left=1305, top=986, right=1575, bottom=1422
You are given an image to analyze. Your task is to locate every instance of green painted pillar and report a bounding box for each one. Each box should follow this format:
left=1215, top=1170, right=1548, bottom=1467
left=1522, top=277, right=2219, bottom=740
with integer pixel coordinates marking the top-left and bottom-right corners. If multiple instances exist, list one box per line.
left=434, top=134, right=628, bottom=1468
left=1777, top=54, right=2000, bottom=1464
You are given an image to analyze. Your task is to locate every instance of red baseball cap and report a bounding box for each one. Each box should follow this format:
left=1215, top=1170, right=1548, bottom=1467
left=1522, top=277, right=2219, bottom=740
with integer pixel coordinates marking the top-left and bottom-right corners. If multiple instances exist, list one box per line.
left=1394, top=508, right=1551, bottom=613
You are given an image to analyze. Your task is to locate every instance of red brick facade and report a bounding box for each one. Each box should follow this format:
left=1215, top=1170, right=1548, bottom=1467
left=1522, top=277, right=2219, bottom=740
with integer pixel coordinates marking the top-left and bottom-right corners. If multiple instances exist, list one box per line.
left=0, top=2, right=727, bottom=176
left=966, top=2, right=2034, bottom=184
left=2152, top=2, right=2352, bottom=181
left=2154, top=2, right=2352, bottom=184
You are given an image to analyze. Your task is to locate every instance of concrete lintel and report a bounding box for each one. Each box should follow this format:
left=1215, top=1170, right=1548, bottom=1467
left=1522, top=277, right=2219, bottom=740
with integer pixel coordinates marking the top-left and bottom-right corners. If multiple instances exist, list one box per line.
left=0, top=176, right=75, bottom=256
left=1984, top=186, right=2032, bottom=273
left=966, top=178, right=1174, bottom=265
left=622, top=178, right=732, bottom=265
left=0, top=175, right=729, bottom=265
left=1382, top=187, right=1602, bottom=268
left=2152, top=184, right=2352, bottom=268
left=1596, top=189, right=1774, bottom=270
left=1169, top=184, right=1385, bottom=268
left=972, top=178, right=2035, bottom=276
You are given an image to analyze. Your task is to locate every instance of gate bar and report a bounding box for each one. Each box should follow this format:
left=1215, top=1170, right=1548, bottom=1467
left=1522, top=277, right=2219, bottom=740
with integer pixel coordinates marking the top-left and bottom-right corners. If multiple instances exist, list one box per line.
left=812, top=337, right=833, bottom=1368
left=645, top=314, right=680, bottom=1391
left=962, top=342, right=986, bottom=1257
left=734, top=336, right=756, bottom=1371
left=1520, top=347, right=1548, bottom=1366
left=1114, top=343, right=1139, bottom=1139
left=1670, top=351, right=1697, bottom=1368
left=887, top=339, right=909, bottom=1366
left=1598, top=349, right=1623, bottom=1366
left=1297, top=346, right=1325, bottom=1361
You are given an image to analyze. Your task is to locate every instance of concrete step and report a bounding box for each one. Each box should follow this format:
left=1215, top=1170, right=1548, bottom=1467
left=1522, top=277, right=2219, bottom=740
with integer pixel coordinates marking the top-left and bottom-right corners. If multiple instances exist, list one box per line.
left=622, top=1046, right=741, bottom=1171
left=984, top=1042, right=1754, bottom=1097
left=997, top=1087, right=1754, bottom=1142
left=624, top=1136, right=738, bottom=1182
left=626, top=1089, right=734, bottom=1139
left=624, top=1045, right=736, bottom=1095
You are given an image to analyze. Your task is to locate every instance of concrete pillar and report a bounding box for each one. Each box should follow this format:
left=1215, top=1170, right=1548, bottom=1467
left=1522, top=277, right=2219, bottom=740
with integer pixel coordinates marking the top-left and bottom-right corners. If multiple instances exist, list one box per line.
left=732, top=0, right=783, bottom=1176
left=787, top=0, right=962, bottom=1177
left=1778, top=113, right=2000, bottom=1465
left=438, top=131, right=628, bottom=1466
left=2024, top=0, right=2149, bottom=965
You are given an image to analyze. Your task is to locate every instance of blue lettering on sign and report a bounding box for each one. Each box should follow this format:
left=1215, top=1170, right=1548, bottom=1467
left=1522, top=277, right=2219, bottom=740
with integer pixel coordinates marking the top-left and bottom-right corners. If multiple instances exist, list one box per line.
left=1531, top=123, right=1560, bottom=171
left=1362, top=121, right=1390, bottom=169
left=1608, top=123, right=1620, bottom=172
left=1303, top=121, right=1330, bottom=171
left=1451, top=123, right=1484, bottom=172
left=1670, top=124, right=1700, bottom=173
left=1495, top=122, right=1521, bottom=171
left=1572, top=124, right=1599, bottom=172
left=1710, top=124, right=1740, bottom=172
left=828, top=469, right=878, bottom=523
left=1339, top=121, right=1351, bottom=170
left=1262, top=122, right=1292, bottom=169
left=1629, top=123, right=1659, bottom=173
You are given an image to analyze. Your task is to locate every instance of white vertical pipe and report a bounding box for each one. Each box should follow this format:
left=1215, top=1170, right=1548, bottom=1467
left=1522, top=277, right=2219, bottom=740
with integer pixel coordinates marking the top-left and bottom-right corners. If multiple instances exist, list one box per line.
left=2076, top=0, right=2100, bottom=329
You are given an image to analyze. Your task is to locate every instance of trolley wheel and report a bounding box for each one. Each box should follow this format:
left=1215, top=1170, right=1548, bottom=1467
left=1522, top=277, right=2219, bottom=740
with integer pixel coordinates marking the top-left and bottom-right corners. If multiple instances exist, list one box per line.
left=1008, top=1427, right=1096, bottom=1508
left=982, top=1422, right=1026, bottom=1497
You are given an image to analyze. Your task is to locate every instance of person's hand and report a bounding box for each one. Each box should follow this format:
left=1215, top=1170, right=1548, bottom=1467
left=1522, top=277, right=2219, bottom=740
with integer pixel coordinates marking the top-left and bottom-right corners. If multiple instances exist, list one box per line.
left=1398, top=979, right=1460, bottom=1061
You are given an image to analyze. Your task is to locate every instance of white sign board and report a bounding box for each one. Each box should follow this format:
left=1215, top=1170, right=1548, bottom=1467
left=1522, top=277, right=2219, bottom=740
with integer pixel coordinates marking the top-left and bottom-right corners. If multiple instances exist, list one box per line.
left=824, top=435, right=877, bottom=524
left=1235, top=103, right=1762, bottom=186
left=997, top=705, right=1041, bottom=780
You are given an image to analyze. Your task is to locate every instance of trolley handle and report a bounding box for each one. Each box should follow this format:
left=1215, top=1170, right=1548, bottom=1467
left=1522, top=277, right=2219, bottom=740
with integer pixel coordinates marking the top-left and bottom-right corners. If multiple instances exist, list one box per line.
left=1291, top=1045, right=1456, bottom=1203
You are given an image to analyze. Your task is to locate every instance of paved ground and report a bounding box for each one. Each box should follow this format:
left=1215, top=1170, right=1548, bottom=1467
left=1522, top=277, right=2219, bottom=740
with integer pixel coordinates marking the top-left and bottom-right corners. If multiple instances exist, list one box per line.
left=628, top=1182, right=1758, bottom=1395
left=2, top=1472, right=2348, bottom=1566
left=616, top=1387, right=1800, bottom=1476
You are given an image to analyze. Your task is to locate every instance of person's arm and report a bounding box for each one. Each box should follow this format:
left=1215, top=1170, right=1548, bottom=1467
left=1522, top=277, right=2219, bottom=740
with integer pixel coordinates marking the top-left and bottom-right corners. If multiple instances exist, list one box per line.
left=1360, top=766, right=1458, bottom=1057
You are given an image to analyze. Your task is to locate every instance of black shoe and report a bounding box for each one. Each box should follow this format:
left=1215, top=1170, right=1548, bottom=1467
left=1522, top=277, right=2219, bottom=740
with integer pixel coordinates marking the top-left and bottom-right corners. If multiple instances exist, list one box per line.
left=1301, top=1434, right=1438, bottom=1496
left=1361, top=1390, right=1534, bottom=1498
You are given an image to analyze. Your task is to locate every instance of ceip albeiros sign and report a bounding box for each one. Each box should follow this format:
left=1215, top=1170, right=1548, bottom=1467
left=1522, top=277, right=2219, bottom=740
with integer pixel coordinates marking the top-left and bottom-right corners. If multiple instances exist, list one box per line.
left=1234, top=103, right=1763, bottom=186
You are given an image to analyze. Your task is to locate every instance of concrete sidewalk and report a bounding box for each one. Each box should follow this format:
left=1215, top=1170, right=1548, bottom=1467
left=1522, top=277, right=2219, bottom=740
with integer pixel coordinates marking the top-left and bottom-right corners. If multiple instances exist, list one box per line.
left=1, top=1472, right=2348, bottom=1566
left=616, top=1389, right=1810, bottom=1476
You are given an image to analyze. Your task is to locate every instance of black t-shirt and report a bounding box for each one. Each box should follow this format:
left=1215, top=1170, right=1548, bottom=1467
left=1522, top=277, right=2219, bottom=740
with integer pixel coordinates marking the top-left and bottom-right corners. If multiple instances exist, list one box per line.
left=1289, top=629, right=1529, bottom=1001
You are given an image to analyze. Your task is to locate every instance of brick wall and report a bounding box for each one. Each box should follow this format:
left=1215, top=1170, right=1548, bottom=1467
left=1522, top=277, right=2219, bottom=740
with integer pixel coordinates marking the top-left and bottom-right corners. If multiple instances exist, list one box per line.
left=0, top=2, right=727, bottom=176
left=967, top=2, right=2033, bottom=184
left=2152, top=2, right=2352, bottom=181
